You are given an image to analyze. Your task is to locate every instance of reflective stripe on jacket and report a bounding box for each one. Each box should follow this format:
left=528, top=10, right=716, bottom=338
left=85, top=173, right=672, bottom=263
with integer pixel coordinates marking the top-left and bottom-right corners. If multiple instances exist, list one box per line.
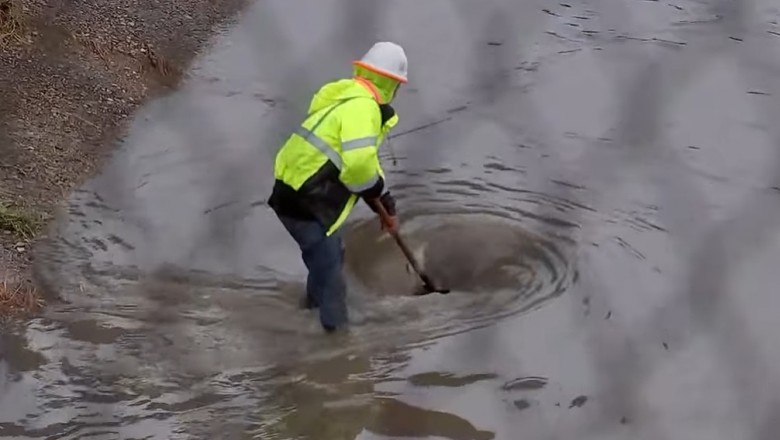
left=271, top=78, right=399, bottom=236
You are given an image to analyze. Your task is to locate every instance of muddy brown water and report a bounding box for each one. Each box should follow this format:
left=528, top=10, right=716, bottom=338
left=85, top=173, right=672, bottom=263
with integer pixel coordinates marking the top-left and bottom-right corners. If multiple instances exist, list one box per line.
left=4, top=0, right=780, bottom=438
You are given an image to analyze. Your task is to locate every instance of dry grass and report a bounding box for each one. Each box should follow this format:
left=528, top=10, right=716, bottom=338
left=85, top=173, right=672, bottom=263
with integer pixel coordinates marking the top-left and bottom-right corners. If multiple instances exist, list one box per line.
left=0, top=203, right=41, bottom=239
left=0, top=279, right=44, bottom=316
left=143, top=43, right=183, bottom=86
left=0, top=0, right=26, bottom=46
left=80, top=36, right=113, bottom=63
left=72, top=35, right=183, bottom=87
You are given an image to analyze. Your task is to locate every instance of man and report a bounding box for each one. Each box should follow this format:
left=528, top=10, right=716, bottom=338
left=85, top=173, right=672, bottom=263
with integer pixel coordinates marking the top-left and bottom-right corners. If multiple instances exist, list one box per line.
left=268, top=41, right=408, bottom=333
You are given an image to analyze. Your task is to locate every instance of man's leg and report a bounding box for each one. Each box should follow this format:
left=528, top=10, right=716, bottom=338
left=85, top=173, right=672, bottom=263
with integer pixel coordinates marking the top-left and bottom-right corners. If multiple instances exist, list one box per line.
left=303, top=268, right=318, bottom=309
left=306, top=231, right=345, bottom=310
left=277, top=215, right=322, bottom=309
left=303, top=232, right=348, bottom=331
left=276, top=215, right=348, bottom=331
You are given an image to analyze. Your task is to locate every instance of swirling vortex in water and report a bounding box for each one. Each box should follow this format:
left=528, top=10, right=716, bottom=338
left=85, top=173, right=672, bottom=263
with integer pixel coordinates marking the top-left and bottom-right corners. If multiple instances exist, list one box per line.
left=340, top=208, right=576, bottom=346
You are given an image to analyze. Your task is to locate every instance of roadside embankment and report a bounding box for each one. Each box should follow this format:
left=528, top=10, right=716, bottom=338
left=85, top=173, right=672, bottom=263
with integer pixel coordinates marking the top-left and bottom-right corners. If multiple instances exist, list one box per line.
left=0, top=0, right=247, bottom=315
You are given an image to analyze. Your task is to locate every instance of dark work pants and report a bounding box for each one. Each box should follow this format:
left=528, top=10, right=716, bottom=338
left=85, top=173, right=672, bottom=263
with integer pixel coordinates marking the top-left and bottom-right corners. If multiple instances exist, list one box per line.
left=276, top=214, right=348, bottom=331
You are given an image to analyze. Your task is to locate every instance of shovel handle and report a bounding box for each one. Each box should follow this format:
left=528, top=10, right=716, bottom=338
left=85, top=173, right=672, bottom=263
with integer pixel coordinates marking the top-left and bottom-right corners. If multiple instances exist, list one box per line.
left=370, top=199, right=426, bottom=278
left=371, top=197, right=394, bottom=231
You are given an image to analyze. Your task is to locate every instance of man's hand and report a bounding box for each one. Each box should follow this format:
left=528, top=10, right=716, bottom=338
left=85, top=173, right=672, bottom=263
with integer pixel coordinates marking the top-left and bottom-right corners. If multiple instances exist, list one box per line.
left=380, top=214, right=399, bottom=234
left=367, top=192, right=399, bottom=234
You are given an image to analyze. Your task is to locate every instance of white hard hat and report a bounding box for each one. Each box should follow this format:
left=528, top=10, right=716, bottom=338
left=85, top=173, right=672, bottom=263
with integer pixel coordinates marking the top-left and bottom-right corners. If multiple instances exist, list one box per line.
left=353, top=41, right=408, bottom=83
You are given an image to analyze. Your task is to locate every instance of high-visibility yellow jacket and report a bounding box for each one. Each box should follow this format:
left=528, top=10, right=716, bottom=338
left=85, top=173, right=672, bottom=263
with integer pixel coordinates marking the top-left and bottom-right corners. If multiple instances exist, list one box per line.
left=268, top=77, right=399, bottom=236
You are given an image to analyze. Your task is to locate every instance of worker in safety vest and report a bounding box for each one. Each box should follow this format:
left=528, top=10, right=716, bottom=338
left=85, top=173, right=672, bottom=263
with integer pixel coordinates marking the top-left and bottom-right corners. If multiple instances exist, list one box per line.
left=268, top=41, right=408, bottom=333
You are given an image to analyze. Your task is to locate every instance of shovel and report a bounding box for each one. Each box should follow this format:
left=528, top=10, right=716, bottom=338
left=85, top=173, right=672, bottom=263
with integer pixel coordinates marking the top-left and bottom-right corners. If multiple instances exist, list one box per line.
left=370, top=199, right=450, bottom=296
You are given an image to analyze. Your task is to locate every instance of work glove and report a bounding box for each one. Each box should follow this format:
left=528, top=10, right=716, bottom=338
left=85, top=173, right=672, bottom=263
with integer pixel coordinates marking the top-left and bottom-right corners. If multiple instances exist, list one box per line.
left=377, top=191, right=396, bottom=216
left=381, top=214, right=399, bottom=234
left=368, top=192, right=399, bottom=234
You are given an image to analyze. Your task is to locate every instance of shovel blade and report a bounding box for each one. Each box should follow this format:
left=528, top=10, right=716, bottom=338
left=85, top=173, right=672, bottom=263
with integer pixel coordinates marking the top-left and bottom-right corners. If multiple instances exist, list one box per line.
left=413, top=285, right=451, bottom=296
left=412, top=274, right=450, bottom=296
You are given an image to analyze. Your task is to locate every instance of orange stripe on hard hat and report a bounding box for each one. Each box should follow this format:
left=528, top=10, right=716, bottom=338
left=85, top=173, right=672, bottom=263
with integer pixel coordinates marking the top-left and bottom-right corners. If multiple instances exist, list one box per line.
left=352, top=60, right=408, bottom=83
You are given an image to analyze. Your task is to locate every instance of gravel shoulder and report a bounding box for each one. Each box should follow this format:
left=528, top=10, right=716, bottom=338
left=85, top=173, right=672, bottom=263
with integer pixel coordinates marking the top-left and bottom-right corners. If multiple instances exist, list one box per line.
left=0, top=0, right=247, bottom=310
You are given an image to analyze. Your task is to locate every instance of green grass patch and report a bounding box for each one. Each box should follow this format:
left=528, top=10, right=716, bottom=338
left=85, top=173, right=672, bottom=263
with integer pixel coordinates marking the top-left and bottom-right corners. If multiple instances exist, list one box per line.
left=0, top=203, right=42, bottom=239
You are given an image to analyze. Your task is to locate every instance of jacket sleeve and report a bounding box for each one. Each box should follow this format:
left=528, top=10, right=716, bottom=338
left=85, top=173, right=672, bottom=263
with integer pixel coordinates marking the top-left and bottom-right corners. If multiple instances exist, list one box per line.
left=338, top=100, right=386, bottom=200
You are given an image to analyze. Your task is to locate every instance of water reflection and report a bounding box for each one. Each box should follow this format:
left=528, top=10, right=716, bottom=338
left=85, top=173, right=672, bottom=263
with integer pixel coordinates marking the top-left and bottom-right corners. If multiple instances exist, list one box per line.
left=250, top=352, right=496, bottom=440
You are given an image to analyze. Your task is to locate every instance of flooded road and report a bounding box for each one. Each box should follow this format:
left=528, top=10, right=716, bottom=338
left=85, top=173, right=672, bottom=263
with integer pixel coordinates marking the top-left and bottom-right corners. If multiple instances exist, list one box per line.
left=4, top=0, right=780, bottom=438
